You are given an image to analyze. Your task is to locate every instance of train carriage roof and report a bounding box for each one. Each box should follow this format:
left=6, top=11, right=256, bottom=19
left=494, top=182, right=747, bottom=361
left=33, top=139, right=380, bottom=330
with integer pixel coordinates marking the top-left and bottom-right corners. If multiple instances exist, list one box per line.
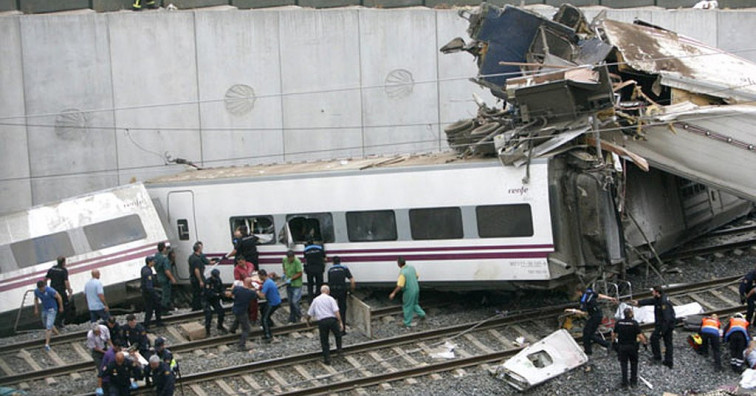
left=146, top=152, right=499, bottom=185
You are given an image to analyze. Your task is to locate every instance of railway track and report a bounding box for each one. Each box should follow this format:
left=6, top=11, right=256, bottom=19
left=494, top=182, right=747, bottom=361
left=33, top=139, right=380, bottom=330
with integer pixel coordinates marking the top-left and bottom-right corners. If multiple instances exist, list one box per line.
left=58, top=274, right=745, bottom=396
left=663, top=222, right=756, bottom=260
left=0, top=300, right=443, bottom=388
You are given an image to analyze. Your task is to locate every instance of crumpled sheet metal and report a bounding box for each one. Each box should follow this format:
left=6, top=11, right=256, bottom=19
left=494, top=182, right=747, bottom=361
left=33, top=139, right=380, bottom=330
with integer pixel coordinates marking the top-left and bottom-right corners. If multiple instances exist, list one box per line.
left=601, top=19, right=756, bottom=102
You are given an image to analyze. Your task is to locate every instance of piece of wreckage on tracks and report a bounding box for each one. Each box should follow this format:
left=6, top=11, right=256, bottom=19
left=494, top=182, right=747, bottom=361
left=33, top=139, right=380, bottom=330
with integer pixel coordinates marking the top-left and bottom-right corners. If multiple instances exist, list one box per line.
left=441, top=3, right=754, bottom=286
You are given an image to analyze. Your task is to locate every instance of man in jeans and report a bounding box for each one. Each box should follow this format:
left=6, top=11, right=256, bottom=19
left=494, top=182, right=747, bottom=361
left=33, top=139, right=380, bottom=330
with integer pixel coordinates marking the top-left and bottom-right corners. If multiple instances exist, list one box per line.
left=281, top=250, right=303, bottom=323
left=256, top=270, right=281, bottom=342
left=84, top=269, right=110, bottom=322
left=33, top=280, right=63, bottom=351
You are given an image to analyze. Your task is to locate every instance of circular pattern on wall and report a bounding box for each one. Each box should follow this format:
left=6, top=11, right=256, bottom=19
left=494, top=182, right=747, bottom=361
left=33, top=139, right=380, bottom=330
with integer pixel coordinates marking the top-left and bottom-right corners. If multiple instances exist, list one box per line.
left=384, top=69, right=415, bottom=99
left=55, top=109, right=90, bottom=140
left=224, top=84, right=257, bottom=116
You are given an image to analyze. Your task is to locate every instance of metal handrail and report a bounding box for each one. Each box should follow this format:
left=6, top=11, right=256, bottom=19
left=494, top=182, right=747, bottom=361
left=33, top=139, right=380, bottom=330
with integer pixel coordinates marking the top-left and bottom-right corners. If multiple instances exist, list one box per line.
left=14, top=288, right=39, bottom=334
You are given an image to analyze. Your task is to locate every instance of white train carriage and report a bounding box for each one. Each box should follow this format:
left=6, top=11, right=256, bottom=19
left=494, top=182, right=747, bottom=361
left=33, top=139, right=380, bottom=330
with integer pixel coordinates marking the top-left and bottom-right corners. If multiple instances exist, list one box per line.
left=0, top=184, right=168, bottom=332
left=146, top=154, right=556, bottom=288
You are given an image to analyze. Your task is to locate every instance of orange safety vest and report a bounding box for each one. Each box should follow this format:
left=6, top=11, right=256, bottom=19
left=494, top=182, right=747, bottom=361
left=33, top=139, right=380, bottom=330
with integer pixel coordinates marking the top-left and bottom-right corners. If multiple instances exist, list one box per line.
left=701, top=317, right=721, bottom=334
left=730, top=317, right=749, bottom=330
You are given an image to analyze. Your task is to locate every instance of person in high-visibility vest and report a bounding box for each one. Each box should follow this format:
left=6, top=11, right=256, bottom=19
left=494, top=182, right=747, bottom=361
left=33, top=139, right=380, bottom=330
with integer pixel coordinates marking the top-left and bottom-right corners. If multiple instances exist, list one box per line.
left=724, top=313, right=750, bottom=372
left=700, top=314, right=722, bottom=371
left=132, top=0, right=156, bottom=10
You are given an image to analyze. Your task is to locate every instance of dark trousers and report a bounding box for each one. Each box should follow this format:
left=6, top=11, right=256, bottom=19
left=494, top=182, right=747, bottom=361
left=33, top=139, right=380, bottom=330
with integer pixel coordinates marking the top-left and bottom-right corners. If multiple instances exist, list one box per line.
left=231, top=312, right=251, bottom=348
left=618, top=345, right=639, bottom=386
left=108, top=384, right=131, bottom=396
left=701, top=332, right=722, bottom=368
left=190, top=280, right=203, bottom=311
left=248, top=299, right=258, bottom=322
left=92, top=349, right=105, bottom=374
left=332, top=289, right=347, bottom=328
left=261, top=303, right=280, bottom=339
left=318, top=317, right=342, bottom=362
left=583, top=314, right=609, bottom=355
left=306, top=270, right=324, bottom=302
left=729, top=331, right=748, bottom=369
left=53, top=287, right=68, bottom=327
left=204, top=298, right=225, bottom=330
left=650, top=324, right=674, bottom=365
left=142, top=290, right=162, bottom=328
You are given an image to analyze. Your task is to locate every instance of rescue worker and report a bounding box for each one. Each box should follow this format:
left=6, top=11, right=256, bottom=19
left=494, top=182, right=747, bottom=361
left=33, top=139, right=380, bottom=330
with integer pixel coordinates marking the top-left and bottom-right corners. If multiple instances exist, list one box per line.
left=132, top=0, right=156, bottom=11
left=188, top=242, right=217, bottom=311
left=257, top=269, right=282, bottom=342
left=303, top=238, right=326, bottom=302
left=229, top=277, right=257, bottom=350
left=144, top=355, right=175, bottom=396
left=155, top=242, right=177, bottom=313
left=612, top=308, right=647, bottom=388
left=567, top=286, right=617, bottom=355
left=45, top=256, right=73, bottom=328
left=724, top=313, right=750, bottom=372
left=282, top=250, right=303, bottom=323
left=99, top=351, right=142, bottom=396
left=632, top=285, right=676, bottom=369
left=306, top=285, right=343, bottom=365
left=87, top=323, right=114, bottom=376
left=699, top=314, right=722, bottom=370
left=123, top=314, right=150, bottom=359
left=327, top=256, right=355, bottom=333
left=229, top=225, right=260, bottom=270
left=203, top=268, right=227, bottom=335
left=740, top=267, right=756, bottom=326
left=389, top=257, right=426, bottom=328
left=96, top=342, right=123, bottom=396
left=141, top=256, right=164, bottom=330
left=103, top=317, right=125, bottom=348
left=152, top=337, right=178, bottom=373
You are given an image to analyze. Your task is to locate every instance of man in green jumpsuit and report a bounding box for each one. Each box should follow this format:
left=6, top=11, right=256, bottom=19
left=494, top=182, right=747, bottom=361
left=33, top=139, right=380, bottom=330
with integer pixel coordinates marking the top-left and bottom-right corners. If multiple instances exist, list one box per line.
left=389, top=257, right=426, bottom=327
left=155, top=242, right=177, bottom=312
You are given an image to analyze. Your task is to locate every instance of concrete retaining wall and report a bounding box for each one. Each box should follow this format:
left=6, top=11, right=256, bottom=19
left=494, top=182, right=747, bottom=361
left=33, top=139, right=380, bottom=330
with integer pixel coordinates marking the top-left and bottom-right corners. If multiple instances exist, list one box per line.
left=0, top=7, right=755, bottom=213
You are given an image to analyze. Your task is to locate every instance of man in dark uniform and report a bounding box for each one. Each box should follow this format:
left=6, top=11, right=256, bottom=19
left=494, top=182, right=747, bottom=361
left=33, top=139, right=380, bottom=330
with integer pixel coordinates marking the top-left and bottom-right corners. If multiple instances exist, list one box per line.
left=741, top=267, right=756, bottom=326
left=327, top=256, right=355, bottom=334
left=144, top=355, right=175, bottom=396
left=188, top=242, right=217, bottom=311
left=103, top=317, right=125, bottom=348
left=45, top=256, right=73, bottom=328
left=203, top=269, right=227, bottom=336
left=612, top=308, right=647, bottom=388
left=632, top=285, right=676, bottom=368
left=152, top=337, right=178, bottom=373
left=228, top=278, right=257, bottom=351
left=141, top=256, right=163, bottom=330
left=233, top=225, right=259, bottom=270
left=99, top=351, right=142, bottom=396
left=567, top=286, right=617, bottom=355
left=304, top=238, right=326, bottom=302
left=123, top=314, right=150, bottom=358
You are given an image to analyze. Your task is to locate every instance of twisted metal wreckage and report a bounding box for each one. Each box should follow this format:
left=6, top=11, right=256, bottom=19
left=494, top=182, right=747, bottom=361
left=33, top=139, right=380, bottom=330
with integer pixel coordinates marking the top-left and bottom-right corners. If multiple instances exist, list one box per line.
left=442, top=3, right=756, bottom=203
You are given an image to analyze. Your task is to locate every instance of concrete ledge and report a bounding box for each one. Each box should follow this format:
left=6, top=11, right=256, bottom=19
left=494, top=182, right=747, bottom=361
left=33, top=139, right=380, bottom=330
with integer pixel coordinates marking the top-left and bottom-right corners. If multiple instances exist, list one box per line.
left=546, top=0, right=600, bottom=6
left=297, top=0, right=361, bottom=7
left=170, top=0, right=229, bottom=8
left=92, top=0, right=133, bottom=12
left=363, top=0, right=423, bottom=7
left=231, top=0, right=296, bottom=8
left=600, top=0, right=655, bottom=8
left=19, top=0, right=90, bottom=13
left=656, top=0, right=699, bottom=7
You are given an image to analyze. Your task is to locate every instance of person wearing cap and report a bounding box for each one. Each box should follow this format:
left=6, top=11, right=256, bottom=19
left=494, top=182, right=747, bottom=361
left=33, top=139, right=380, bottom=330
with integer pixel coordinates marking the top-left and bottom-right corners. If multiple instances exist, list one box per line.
left=700, top=313, right=722, bottom=371
left=257, top=269, right=282, bottom=342
left=282, top=250, right=303, bottom=323
left=228, top=277, right=257, bottom=350
left=143, top=354, right=175, bottom=396
left=612, top=307, right=647, bottom=388
left=141, top=256, right=164, bottom=330
left=327, top=256, right=355, bottom=334
left=724, top=313, right=750, bottom=371
left=87, top=323, right=114, bottom=377
left=203, top=268, right=227, bottom=336
left=152, top=337, right=178, bottom=373
left=303, top=238, right=326, bottom=302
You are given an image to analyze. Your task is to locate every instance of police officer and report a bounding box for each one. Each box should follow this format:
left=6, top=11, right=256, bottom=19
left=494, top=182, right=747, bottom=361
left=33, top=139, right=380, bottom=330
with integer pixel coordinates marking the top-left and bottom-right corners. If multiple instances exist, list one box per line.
left=188, top=242, right=217, bottom=311
left=99, top=351, right=142, bottom=396
left=632, top=285, right=676, bottom=369
left=153, top=337, right=178, bottom=373
left=304, top=238, right=326, bottom=302
left=566, top=286, right=617, bottom=355
left=327, top=256, right=355, bottom=334
left=144, top=354, right=175, bottom=396
left=141, top=256, right=164, bottom=330
left=123, top=314, right=151, bottom=358
left=45, top=256, right=73, bottom=328
left=699, top=314, right=722, bottom=371
left=741, top=267, right=756, bottom=326
left=724, top=312, right=750, bottom=371
left=612, top=308, right=647, bottom=388
left=232, top=225, right=259, bottom=270
left=203, top=269, right=227, bottom=336
left=103, top=317, right=125, bottom=353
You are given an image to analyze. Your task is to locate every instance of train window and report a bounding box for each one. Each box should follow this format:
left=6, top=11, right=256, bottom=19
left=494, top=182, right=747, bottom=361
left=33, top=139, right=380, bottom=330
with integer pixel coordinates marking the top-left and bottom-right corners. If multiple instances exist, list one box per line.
left=176, top=219, right=190, bottom=241
left=346, top=210, right=398, bottom=242
left=10, top=232, right=75, bottom=268
left=476, top=204, right=534, bottom=237
left=84, top=214, right=148, bottom=249
left=229, top=216, right=276, bottom=245
left=285, top=213, right=335, bottom=244
left=409, top=207, right=463, bottom=240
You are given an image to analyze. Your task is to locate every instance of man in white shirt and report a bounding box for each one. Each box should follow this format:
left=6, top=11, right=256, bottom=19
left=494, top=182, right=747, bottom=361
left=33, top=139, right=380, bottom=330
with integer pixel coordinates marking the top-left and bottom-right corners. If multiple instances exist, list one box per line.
left=87, top=323, right=113, bottom=374
left=306, top=285, right=343, bottom=364
left=84, top=270, right=110, bottom=323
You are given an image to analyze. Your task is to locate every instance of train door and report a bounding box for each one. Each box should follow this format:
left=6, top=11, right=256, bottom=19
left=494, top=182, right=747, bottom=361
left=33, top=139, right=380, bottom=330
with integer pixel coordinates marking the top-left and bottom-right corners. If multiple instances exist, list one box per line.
left=168, top=191, right=197, bottom=280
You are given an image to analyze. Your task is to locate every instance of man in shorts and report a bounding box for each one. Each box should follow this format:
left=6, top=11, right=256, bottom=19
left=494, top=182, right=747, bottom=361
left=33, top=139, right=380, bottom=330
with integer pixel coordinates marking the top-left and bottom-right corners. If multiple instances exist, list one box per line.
left=34, top=280, right=63, bottom=351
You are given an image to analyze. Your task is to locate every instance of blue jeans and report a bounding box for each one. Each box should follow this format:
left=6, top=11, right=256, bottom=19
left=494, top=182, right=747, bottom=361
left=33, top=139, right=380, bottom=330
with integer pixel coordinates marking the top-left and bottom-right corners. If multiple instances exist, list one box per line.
left=89, top=309, right=110, bottom=323
left=287, top=286, right=302, bottom=323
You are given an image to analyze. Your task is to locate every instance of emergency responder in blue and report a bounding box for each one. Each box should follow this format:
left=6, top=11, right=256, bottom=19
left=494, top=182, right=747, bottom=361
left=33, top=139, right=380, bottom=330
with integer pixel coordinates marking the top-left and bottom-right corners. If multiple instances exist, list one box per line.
left=99, top=351, right=142, bottom=396
left=188, top=242, right=218, bottom=311
left=140, top=256, right=164, bottom=330
left=567, top=286, right=617, bottom=355
left=203, top=269, right=227, bottom=335
left=724, top=313, right=750, bottom=371
left=740, top=268, right=756, bottom=327
left=144, top=355, right=175, bottom=396
left=152, top=337, right=178, bottom=373
left=304, top=238, right=326, bottom=302
left=257, top=269, right=282, bottom=342
left=327, top=256, right=355, bottom=333
left=123, top=314, right=150, bottom=358
left=612, top=308, right=647, bottom=388
left=699, top=314, right=722, bottom=371
left=632, top=285, right=676, bottom=369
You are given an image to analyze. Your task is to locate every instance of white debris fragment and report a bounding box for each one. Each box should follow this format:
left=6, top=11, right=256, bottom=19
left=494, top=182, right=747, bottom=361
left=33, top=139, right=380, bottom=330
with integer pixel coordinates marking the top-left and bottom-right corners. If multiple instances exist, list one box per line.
left=430, top=341, right=457, bottom=359
left=513, top=336, right=526, bottom=347
left=741, top=369, right=756, bottom=389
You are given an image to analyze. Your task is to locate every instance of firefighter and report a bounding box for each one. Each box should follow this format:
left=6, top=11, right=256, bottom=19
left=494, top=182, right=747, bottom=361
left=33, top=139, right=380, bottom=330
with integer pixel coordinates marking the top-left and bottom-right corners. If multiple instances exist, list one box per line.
left=724, top=313, right=750, bottom=372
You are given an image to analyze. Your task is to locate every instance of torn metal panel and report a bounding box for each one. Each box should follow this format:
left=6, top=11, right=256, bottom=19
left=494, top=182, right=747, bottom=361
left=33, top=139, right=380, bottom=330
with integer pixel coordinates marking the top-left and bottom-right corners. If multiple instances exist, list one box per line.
left=495, top=329, right=588, bottom=391
left=600, top=19, right=756, bottom=102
